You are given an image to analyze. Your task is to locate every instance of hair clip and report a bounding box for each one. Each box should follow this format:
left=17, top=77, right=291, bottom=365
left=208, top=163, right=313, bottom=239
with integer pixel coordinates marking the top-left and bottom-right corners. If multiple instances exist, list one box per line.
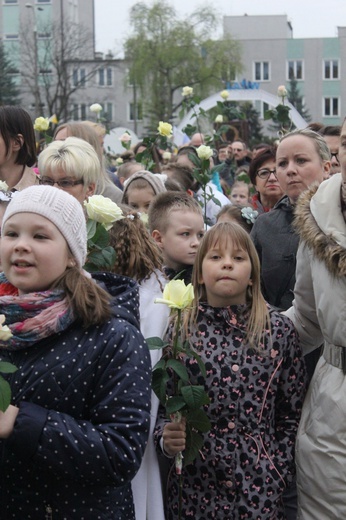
left=241, top=206, right=258, bottom=225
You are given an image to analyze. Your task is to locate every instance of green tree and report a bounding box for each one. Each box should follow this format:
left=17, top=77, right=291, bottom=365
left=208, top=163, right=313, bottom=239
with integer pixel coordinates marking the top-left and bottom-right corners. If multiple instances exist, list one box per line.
left=287, top=76, right=311, bottom=122
left=124, top=1, right=242, bottom=131
left=0, top=44, right=20, bottom=105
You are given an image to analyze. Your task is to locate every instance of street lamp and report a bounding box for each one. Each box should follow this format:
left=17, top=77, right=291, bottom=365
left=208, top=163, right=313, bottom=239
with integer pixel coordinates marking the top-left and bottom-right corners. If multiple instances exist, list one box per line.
left=25, top=3, right=43, bottom=118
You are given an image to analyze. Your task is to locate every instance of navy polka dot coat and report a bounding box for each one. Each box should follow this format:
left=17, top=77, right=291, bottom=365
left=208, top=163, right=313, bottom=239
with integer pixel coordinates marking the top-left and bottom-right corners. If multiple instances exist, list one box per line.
left=0, top=273, right=151, bottom=519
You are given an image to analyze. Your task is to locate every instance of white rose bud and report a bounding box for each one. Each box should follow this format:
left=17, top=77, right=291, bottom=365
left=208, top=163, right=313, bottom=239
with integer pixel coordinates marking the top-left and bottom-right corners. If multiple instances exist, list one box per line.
left=182, top=86, right=194, bottom=97
left=220, top=90, right=229, bottom=100
left=119, top=132, right=131, bottom=143
left=197, top=145, right=213, bottom=161
left=89, top=103, right=103, bottom=113
left=215, top=114, right=223, bottom=123
left=277, top=85, right=287, bottom=98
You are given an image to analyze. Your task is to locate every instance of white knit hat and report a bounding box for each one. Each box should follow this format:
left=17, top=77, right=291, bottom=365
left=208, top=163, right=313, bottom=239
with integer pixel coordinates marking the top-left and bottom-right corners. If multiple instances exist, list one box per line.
left=2, top=185, right=87, bottom=268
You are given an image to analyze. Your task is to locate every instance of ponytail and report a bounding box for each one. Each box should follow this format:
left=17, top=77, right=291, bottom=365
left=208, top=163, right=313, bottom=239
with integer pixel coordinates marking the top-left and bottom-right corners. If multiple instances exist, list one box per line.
left=53, top=267, right=112, bottom=328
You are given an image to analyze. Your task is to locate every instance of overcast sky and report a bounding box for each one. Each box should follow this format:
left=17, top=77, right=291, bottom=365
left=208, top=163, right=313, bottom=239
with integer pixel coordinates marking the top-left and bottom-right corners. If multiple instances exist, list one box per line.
left=94, top=0, right=345, bottom=56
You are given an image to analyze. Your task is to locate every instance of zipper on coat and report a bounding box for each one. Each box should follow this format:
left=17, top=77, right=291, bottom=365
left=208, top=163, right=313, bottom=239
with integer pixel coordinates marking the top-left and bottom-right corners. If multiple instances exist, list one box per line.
left=45, top=505, right=53, bottom=520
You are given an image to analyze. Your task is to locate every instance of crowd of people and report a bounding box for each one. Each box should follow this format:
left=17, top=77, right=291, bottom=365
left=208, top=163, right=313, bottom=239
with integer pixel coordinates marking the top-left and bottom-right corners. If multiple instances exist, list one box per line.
left=0, top=102, right=345, bottom=519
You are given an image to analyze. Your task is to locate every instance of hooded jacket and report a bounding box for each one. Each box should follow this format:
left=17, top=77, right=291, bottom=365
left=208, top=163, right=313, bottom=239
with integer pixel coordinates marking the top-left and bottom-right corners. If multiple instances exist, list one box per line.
left=285, top=173, right=346, bottom=519
left=0, top=273, right=151, bottom=520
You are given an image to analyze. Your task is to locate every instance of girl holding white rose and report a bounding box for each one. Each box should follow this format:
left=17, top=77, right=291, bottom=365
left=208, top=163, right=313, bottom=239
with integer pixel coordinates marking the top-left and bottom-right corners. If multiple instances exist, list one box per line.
left=155, top=221, right=307, bottom=519
left=0, top=185, right=151, bottom=519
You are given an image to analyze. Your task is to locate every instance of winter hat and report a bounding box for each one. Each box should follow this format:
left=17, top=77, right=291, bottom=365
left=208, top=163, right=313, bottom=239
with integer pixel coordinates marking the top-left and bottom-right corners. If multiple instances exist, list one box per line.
left=2, top=185, right=87, bottom=268
left=122, top=170, right=166, bottom=202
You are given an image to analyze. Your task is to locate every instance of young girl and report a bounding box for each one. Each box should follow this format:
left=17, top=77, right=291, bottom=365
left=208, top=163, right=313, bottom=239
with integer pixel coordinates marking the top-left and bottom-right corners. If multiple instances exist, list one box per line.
left=121, top=170, right=166, bottom=213
left=229, top=179, right=251, bottom=206
left=155, top=221, right=307, bottom=519
left=0, top=185, right=151, bottom=519
left=109, top=206, right=169, bottom=520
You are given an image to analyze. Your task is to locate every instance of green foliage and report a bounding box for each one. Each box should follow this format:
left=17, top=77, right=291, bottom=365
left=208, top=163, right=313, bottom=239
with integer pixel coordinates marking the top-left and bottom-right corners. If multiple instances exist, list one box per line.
left=287, top=76, right=312, bottom=123
left=146, top=312, right=211, bottom=468
left=124, top=1, right=242, bottom=129
left=0, top=44, right=20, bottom=105
left=84, top=219, right=116, bottom=273
left=0, top=361, right=18, bottom=412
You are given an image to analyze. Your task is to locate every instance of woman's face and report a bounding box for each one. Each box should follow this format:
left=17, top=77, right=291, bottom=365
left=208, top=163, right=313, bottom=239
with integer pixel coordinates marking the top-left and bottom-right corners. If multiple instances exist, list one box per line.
left=254, top=159, right=283, bottom=200
left=339, top=121, right=346, bottom=182
left=40, top=168, right=95, bottom=204
left=276, top=135, right=330, bottom=204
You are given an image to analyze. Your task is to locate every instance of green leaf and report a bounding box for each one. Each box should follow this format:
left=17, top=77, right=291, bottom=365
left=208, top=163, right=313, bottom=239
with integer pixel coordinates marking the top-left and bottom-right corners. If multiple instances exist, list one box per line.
left=152, top=369, right=169, bottom=405
left=86, top=219, right=97, bottom=240
left=101, top=247, right=116, bottom=268
left=166, top=395, right=186, bottom=415
left=0, top=375, right=11, bottom=412
left=184, top=429, right=204, bottom=466
left=181, top=385, right=210, bottom=409
left=146, top=336, right=165, bottom=350
left=0, top=362, right=18, bottom=374
left=187, top=408, right=211, bottom=433
left=152, top=358, right=166, bottom=371
left=166, top=359, right=189, bottom=382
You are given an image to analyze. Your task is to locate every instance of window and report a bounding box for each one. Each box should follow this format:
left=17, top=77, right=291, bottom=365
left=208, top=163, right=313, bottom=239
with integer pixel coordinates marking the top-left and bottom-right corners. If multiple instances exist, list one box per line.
left=254, top=61, right=270, bottom=81
left=100, top=103, right=113, bottom=121
left=323, top=59, right=339, bottom=80
left=80, top=104, right=86, bottom=120
left=72, top=104, right=79, bottom=121
left=98, top=67, right=112, bottom=86
left=4, top=0, right=18, bottom=4
left=260, top=101, right=270, bottom=119
left=323, top=97, right=340, bottom=117
left=72, top=68, right=86, bottom=87
left=4, top=34, right=19, bottom=40
left=287, top=60, right=304, bottom=80
left=37, top=32, right=52, bottom=40
left=129, top=102, right=143, bottom=121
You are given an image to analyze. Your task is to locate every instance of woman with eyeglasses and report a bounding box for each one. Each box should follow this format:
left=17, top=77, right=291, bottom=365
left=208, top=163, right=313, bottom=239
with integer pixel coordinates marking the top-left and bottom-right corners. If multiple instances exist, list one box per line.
left=37, top=137, right=98, bottom=204
left=248, top=146, right=283, bottom=213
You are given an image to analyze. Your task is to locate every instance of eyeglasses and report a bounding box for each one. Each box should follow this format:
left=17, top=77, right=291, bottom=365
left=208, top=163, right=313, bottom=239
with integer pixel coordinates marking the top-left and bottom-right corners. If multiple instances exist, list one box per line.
left=330, top=152, right=340, bottom=164
left=256, top=168, right=277, bottom=179
left=39, top=177, right=84, bottom=188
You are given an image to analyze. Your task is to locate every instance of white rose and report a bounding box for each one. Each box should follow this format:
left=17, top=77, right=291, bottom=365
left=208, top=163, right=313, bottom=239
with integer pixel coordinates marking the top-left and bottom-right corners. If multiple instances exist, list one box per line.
left=34, top=117, right=50, bottom=132
left=0, top=315, right=12, bottom=341
left=197, top=145, right=213, bottom=161
left=0, top=180, right=9, bottom=192
left=84, top=195, right=124, bottom=230
left=119, top=132, right=131, bottom=143
left=89, top=103, right=103, bottom=113
left=162, top=151, right=172, bottom=160
left=215, top=114, right=223, bottom=123
left=182, top=86, right=193, bottom=97
left=220, top=90, right=229, bottom=100
left=115, top=157, right=123, bottom=166
left=277, top=85, right=287, bottom=98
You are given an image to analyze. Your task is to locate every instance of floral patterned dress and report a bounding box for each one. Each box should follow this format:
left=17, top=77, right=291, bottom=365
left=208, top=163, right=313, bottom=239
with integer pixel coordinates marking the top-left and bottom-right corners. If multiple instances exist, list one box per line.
left=154, top=303, right=306, bottom=520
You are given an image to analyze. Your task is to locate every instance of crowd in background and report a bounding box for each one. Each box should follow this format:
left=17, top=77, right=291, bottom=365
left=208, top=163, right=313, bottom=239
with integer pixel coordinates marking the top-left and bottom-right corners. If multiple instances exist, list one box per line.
left=0, top=103, right=345, bottom=520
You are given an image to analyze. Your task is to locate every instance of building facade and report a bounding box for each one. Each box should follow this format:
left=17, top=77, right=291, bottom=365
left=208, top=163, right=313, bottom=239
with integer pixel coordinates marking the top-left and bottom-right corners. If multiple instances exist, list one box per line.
left=1, top=7, right=344, bottom=137
left=223, top=14, right=345, bottom=127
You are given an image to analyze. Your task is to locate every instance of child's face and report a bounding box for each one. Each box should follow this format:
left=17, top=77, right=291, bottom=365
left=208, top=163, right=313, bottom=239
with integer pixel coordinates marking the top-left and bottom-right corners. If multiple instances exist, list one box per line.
left=153, top=210, right=204, bottom=271
left=1, top=212, right=70, bottom=295
left=229, top=184, right=249, bottom=206
left=127, top=185, right=156, bottom=214
left=200, top=240, right=252, bottom=307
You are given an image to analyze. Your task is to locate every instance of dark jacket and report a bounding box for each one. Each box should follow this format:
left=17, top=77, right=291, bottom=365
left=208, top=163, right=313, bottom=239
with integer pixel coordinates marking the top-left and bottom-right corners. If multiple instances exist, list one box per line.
left=0, top=273, right=151, bottom=519
left=250, top=196, right=299, bottom=310
left=155, top=304, right=306, bottom=519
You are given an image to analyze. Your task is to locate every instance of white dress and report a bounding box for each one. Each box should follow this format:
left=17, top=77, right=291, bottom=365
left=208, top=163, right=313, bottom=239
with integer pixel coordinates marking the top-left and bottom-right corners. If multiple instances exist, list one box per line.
left=131, top=270, right=170, bottom=520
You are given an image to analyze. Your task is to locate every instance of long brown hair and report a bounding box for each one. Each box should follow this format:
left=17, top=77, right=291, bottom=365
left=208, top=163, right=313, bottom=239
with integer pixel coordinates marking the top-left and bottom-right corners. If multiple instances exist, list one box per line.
left=187, top=222, right=271, bottom=348
left=52, top=267, right=111, bottom=328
